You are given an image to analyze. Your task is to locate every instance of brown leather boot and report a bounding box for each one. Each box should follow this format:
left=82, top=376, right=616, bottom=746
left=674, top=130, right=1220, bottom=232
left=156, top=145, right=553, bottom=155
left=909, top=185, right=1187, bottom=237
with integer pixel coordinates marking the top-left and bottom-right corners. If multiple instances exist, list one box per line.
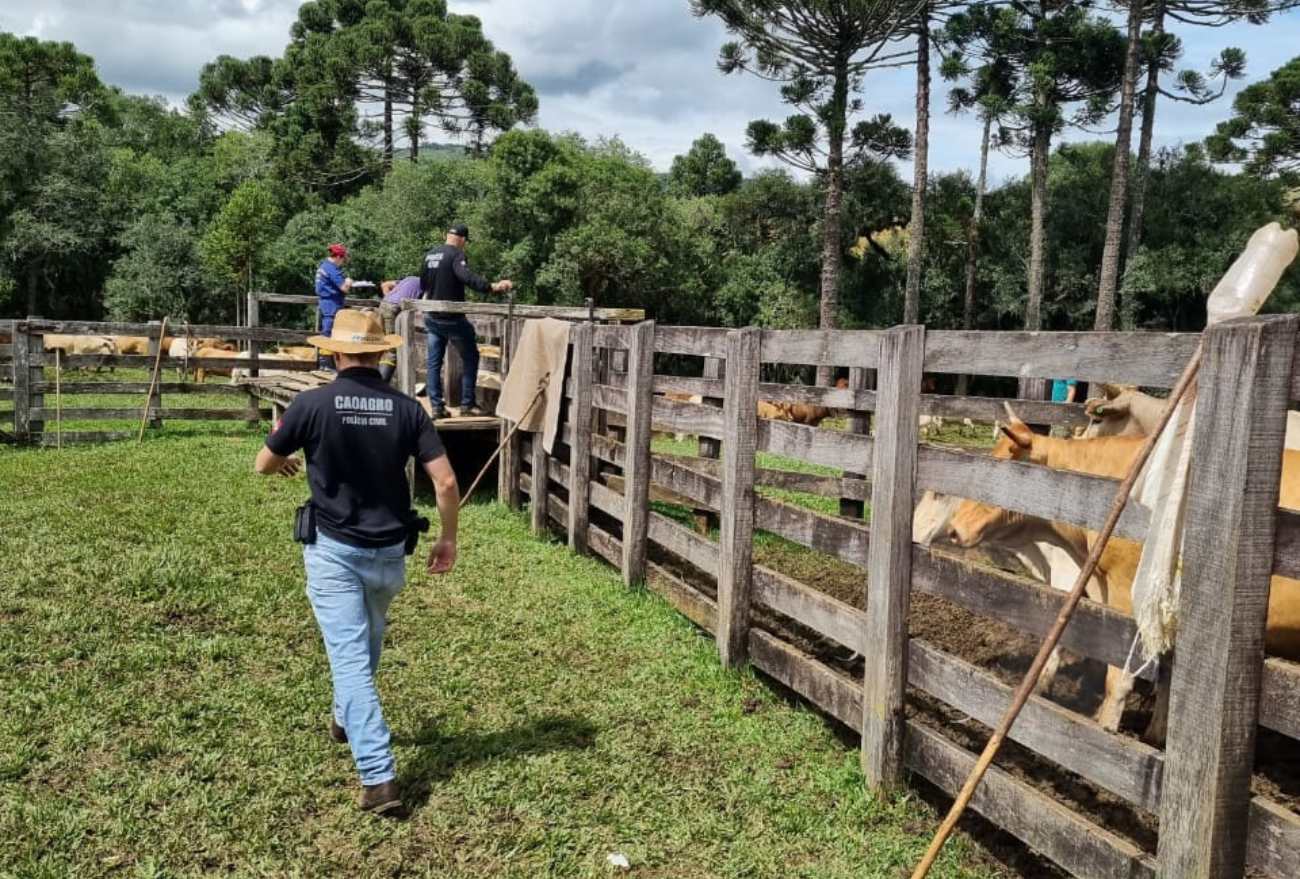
left=329, top=718, right=347, bottom=744
left=359, top=780, right=403, bottom=814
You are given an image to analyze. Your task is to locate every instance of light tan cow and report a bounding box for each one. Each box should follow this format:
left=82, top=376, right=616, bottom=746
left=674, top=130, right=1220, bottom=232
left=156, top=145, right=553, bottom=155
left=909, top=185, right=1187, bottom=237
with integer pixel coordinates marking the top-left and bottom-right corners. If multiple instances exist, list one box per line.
left=230, top=351, right=306, bottom=383
left=1085, top=382, right=1300, bottom=449
left=947, top=408, right=1300, bottom=743
left=275, top=345, right=317, bottom=361
left=193, top=347, right=243, bottom=383
left=45, top=334, right=114, bottom=356
left=660, top=391, right=704, bottom=443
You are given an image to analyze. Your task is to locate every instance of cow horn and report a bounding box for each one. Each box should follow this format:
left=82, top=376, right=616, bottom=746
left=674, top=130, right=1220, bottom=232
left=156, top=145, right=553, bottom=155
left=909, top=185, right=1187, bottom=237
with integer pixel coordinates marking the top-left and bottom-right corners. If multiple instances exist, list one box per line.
left=1002, top=400, right=1026, bottom=426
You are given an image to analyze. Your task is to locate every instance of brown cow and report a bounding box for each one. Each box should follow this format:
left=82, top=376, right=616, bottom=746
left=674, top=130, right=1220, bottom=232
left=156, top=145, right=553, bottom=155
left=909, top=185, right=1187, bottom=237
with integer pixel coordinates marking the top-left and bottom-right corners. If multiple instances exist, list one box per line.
left=785, top=402, right=832, bottom=426
left=112, top=336, right=151, bottom=355
left=947, top=406, right=1300, bottom=743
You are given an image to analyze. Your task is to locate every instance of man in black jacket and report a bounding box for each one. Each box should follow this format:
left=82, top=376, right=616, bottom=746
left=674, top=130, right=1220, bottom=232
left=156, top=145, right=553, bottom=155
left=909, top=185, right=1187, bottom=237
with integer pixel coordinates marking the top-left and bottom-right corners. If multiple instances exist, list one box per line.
left=420, top=224, right=513, bottom=419
left=254, top=309, right=460, bottom=816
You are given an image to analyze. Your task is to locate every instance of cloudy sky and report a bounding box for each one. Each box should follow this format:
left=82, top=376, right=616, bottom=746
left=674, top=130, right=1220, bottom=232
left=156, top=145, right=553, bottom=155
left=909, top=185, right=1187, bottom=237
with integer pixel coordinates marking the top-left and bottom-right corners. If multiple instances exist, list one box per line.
left=3, top=1, right=1297, bottom=186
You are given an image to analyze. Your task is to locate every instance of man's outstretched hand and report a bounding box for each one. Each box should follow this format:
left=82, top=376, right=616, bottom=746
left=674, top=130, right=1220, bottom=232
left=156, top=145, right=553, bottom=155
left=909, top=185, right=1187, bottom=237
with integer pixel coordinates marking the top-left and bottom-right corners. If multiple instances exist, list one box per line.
left=427, top=539, right=457, bottom=574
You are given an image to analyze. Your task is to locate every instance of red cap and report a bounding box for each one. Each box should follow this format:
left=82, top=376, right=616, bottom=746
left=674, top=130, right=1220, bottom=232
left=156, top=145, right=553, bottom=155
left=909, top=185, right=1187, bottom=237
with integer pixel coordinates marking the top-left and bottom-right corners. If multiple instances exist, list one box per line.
left=328, top=244, right=349, bottom=259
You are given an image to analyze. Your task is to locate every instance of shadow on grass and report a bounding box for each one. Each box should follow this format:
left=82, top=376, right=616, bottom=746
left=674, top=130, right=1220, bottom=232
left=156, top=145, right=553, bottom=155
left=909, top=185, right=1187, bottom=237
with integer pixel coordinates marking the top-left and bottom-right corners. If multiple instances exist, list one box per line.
left=396, top=712, right=598, bottom=806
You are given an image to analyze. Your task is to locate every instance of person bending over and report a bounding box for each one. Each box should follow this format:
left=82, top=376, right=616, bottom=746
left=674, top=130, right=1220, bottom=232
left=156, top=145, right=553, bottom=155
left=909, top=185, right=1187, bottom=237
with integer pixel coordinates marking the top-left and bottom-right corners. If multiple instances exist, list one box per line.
left=376, top=276, right=422, bottom=383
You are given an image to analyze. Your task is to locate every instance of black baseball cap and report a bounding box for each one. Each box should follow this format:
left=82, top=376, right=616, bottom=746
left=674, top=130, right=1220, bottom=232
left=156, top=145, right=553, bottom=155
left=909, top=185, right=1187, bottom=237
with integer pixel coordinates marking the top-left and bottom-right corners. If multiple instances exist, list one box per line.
left=448, top=223, right=470, bottom=241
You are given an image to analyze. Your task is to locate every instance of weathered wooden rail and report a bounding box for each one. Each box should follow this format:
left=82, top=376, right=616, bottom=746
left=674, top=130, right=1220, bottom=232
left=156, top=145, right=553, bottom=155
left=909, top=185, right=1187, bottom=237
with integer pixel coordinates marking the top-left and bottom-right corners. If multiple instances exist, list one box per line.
left=498, top=319, right=1300, bottom=879
left=0, top=296, right=643, bottom=445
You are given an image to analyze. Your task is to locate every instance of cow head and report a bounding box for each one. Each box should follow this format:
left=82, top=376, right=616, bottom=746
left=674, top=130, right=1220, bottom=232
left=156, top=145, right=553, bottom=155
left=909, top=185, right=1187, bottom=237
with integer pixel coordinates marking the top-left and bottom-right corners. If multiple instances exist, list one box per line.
left=1083, top=383, right=1137, bottom=423
left=946, top=403, right=1043, bottom=547
left=993, top=402, right=1044, bottom=464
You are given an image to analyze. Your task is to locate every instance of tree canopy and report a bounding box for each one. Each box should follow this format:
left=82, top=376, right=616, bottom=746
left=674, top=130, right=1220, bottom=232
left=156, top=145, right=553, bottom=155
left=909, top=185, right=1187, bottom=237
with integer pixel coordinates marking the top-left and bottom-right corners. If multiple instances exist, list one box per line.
left=2, top=11, right=1298, bottom=359
left=1207, top=56, right=1300, bottom=178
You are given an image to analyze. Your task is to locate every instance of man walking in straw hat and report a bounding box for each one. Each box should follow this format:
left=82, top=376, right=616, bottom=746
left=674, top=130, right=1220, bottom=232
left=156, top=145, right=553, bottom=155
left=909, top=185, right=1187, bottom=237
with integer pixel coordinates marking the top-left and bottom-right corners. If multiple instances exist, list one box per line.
left=254, top=309, right=460, bottom=815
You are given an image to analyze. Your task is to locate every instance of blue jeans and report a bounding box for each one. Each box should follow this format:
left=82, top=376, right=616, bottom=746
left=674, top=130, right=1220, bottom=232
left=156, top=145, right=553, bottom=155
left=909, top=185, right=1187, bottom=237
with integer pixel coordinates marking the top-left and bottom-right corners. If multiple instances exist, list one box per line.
left=303, top=532, right=406, bottom=786
left=424, top=315, right=479, bottom=409
left=319, top=302, right=343, bottom=371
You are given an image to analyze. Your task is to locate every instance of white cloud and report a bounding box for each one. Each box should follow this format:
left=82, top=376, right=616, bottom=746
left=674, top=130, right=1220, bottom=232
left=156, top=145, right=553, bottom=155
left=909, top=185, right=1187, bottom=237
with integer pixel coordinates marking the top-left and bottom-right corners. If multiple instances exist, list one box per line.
left=2, top=1, right=1296, bottom=178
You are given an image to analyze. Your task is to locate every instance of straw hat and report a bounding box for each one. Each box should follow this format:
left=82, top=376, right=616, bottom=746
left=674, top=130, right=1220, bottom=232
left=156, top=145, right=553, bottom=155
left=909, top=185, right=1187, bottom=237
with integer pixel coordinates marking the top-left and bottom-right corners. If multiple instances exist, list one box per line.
left=307, top=309, right=403, bottom=353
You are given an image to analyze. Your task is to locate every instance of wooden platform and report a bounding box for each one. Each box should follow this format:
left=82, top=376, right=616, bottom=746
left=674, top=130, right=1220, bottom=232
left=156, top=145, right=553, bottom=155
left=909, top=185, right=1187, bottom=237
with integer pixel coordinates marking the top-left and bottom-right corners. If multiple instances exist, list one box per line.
left=240, top=371, right=501, bottom=430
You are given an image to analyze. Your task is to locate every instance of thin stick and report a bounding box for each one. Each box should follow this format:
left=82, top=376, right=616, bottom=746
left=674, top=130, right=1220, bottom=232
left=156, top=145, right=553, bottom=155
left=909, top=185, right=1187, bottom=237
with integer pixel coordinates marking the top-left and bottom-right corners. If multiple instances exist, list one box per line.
left=138, top=318, right=169, bottom=442
left=909, top=344, right=1203, bottom=879
left=459, top=375, right=549, bottom=508
left=55, top=348, right=62, bottom=450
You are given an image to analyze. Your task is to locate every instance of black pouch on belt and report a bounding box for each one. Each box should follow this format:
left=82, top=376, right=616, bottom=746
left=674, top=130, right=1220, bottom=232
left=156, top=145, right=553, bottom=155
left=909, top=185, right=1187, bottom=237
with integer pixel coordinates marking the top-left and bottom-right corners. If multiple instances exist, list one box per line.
left=405, top=510, right=430, bottom=555
left=293, top=500, right=317, bottom=544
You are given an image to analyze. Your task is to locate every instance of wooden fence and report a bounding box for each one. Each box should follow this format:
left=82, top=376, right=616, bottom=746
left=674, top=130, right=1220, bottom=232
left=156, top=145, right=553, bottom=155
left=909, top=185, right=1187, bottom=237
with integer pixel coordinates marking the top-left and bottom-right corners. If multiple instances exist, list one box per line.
left=0, top=296, right=643, bottom=445
left=498, top=317, right=1300, bottom=879
left=5, top=306, right=1298, bottom=877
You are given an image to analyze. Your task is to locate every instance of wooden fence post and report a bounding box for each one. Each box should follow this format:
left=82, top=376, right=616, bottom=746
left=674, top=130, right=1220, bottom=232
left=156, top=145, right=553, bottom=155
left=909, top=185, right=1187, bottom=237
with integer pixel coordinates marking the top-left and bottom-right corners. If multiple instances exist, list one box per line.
left=840, top=365, right=871, bottom=519
left=861, top=324, right=925, bottom=792
left=620, top=321, right=656, bottom=586
left=396, top=308, right=418, bottom=498
left=243, top=296, right=263, bottom=425
left=146, top=320, right=164, bottom=429
left=395, top=308, right=417, bottom=398
left=530, top=428, right=549, bottom=535
left=695, top=355, right=724, bottom=534
left=247, top=291, right=260, bottom=334
left=1156, top=315, right=1297, bottom=879
left=717, top=327, right=760, bottom=667
left=568, top=321, right=594, bottom=554
left=12, top=318, right=39, bottom=443
left=499, top=317, right=524, bottom=509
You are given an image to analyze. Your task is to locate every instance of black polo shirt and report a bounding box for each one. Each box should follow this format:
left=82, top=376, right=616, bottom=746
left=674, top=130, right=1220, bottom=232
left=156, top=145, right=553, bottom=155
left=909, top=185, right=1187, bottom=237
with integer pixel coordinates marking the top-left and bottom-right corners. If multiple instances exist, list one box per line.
left=265, top=367, right=446, bottom=547
left=419, top=243, right=492, bottom=304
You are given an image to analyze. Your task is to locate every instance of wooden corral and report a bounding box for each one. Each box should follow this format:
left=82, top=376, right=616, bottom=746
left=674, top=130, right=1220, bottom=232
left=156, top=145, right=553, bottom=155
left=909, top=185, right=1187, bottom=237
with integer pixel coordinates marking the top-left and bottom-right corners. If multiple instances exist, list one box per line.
left=494, top=318, right=1300, bottom=879
left=0, top=294, right=642, bottom=447
left=5, top=303, right=1300, bottom=879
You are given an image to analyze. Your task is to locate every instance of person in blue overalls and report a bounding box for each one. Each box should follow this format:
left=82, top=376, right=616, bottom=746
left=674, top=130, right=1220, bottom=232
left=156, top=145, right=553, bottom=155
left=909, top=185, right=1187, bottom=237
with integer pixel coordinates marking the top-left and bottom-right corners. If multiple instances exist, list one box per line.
left=314, top=244, right=354, bottom=372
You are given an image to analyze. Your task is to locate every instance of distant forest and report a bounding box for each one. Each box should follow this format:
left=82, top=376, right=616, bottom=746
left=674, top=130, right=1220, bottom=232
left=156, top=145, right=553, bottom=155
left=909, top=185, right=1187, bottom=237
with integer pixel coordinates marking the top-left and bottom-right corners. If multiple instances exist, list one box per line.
left=2, top=1, right=1299, bottom=339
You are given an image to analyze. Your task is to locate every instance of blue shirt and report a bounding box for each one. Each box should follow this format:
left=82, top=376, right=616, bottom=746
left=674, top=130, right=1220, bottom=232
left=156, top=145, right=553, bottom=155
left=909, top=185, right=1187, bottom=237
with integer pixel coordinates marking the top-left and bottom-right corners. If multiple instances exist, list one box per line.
left=315, top=260, right=348, bottom=313
left=1051, top=379, right=1078, bottom=403
left=382, top=276, right=422, bottom=306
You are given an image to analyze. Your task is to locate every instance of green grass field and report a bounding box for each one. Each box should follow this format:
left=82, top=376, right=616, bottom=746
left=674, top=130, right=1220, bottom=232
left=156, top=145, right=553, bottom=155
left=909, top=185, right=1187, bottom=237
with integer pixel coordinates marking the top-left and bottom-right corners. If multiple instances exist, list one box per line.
left=0, top=431, right=1007, bottom=879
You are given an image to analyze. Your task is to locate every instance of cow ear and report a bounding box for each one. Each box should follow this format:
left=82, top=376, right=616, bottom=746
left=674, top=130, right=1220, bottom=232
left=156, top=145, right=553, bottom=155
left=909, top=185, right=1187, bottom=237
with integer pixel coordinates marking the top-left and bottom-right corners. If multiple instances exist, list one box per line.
left=1001, top=418, right=1036, bottom=448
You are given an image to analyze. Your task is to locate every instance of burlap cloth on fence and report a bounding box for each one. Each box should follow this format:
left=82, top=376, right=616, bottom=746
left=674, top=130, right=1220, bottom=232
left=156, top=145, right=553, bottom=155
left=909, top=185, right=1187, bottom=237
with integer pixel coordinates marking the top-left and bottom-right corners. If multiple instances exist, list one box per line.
left=496, top=318, right=571, bottom=454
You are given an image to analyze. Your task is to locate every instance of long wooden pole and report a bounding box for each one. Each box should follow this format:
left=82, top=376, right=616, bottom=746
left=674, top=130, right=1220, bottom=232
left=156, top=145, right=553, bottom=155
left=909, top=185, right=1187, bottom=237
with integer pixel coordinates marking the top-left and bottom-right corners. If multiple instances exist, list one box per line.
left=55, top=348, right=62, bottom=450
left=458, top=375, right=549, bottom=508
left=909, top=344, right=1203, bottom=879
left=138, top=318, right=169, bottom=442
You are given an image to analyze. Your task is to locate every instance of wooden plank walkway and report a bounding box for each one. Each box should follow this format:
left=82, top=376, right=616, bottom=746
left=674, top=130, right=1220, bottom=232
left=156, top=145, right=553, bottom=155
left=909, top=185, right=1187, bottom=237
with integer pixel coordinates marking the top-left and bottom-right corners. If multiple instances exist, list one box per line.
left=241, top=371, right=502, bottom=431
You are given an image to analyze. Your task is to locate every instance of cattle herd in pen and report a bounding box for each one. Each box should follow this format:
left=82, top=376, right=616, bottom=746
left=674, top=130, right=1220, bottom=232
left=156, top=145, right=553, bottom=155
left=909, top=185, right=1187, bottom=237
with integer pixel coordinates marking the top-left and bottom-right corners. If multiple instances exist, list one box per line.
left=28, top=332, right=318, bottom=383
left=658, top=379, right=1300, bottom=748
